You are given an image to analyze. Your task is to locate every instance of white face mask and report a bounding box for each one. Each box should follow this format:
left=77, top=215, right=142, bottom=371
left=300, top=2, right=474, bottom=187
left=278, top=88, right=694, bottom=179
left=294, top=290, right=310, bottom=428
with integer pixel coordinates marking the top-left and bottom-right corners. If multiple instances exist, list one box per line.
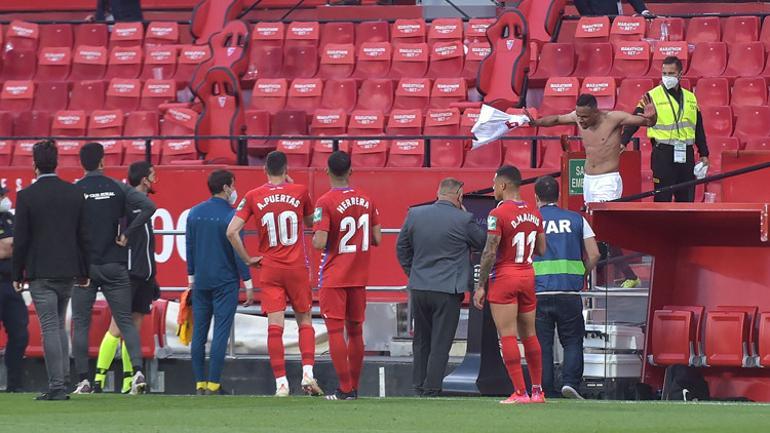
left=0, top=197, right=11, bottom=213
left=228, top=188, right=238, bottom=206
left=662, top=75, right=679, bottom=90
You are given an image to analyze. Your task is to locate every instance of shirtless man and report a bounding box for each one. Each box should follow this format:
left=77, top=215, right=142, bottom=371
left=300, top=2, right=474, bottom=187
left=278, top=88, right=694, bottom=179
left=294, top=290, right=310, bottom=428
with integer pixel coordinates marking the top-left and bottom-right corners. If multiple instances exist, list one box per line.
left=526, top=93, right=657, bottom=203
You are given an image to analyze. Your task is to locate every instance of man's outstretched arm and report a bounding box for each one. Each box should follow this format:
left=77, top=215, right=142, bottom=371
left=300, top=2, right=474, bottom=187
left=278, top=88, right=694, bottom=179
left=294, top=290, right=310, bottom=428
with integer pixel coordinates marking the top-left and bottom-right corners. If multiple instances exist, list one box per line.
left=527, top=110, right=578, bottom=128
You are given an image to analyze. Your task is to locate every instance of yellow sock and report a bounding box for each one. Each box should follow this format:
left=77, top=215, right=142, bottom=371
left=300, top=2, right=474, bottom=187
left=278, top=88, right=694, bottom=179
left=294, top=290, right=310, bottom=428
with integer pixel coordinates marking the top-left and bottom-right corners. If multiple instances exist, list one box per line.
left=207, top=382, right=221, bottom=392
left=196, top=381, right=208, bottom=390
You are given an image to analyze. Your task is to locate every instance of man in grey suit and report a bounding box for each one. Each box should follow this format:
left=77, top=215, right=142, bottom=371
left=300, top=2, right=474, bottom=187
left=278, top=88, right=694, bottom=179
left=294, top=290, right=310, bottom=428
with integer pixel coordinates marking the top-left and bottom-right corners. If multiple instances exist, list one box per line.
left=396, top=178, right=486, bottom=397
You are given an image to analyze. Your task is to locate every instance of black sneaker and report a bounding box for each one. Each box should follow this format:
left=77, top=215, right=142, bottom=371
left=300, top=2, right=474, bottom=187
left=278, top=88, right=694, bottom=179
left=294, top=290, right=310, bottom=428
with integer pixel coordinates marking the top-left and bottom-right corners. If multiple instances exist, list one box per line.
left=325, top=389, right=357, bottom=400
left=93, top=382, right=103, bottom=394
left=35, top=389, right=70, bottom=401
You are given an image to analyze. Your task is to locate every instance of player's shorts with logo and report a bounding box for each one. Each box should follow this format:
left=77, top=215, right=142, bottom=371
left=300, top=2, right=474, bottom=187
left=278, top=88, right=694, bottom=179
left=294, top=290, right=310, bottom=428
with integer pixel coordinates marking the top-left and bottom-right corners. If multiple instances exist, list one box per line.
left=259, top=266, right=313, bottom=314
left=131, top=277, right=159, bottom=314
left=487, top=269, right=537, bottom=313
left=319, top=286, right=366, bottom=322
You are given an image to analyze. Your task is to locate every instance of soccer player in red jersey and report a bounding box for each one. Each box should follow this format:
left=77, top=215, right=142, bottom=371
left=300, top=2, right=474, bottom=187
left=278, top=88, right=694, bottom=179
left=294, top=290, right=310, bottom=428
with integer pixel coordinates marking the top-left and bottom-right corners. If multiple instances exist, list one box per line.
left=312, top=151, right=382, bottom=401
left=227, top=151, right=323, bottom=397
left=473, top=165, right=548, bottom=404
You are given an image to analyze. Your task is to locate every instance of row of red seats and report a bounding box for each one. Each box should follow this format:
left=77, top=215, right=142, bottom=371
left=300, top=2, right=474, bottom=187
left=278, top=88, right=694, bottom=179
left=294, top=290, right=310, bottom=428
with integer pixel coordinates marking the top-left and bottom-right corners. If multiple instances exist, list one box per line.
left=649, top=305, right=770, bottom=368
left=0, top=79, right=178, bottom=114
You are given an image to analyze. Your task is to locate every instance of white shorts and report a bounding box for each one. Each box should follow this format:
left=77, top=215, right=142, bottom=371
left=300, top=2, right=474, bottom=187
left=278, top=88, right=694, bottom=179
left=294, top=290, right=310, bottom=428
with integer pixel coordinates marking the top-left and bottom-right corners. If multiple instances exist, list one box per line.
left=583, top=172, right=623, bottom=203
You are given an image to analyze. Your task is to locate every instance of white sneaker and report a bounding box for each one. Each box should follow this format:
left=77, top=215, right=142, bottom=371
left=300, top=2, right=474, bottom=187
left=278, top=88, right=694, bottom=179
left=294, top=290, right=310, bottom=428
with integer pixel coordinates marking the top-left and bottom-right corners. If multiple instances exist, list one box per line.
left=275, top=383, right=290, bottom=397
left=561, top=385, right=584, bottom=400
left=301, top=375, right=324, bottom=396
left=73, top=379, right=93, bottom=394
left=130, top=371, right=147, bottom=395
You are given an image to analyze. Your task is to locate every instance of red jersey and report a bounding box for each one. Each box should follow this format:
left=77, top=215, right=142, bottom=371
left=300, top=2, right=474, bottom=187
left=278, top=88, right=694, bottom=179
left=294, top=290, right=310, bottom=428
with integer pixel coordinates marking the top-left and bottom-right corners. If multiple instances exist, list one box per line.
left=313, top=187, right=380, bottom=288
left=235, top=182, right=313, bottom=269
left=487, top=200, right=544, bottom=274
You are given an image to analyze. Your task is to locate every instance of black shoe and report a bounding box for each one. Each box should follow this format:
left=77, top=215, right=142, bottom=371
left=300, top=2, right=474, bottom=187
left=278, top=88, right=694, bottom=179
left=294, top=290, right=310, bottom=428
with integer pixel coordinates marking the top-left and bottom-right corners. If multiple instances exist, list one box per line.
left=325, top=388, right=357, bottom=400
left=421, top=389, right=441, bottom=398
left=35, top=389, right=70, bottom=401
left=92, top=382, right=103, bottom=394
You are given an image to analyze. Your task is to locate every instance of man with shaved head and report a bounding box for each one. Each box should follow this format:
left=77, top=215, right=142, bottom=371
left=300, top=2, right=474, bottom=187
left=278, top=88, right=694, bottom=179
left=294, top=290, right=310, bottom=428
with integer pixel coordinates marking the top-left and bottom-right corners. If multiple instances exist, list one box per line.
left=396, top=177, right=486, bottom=397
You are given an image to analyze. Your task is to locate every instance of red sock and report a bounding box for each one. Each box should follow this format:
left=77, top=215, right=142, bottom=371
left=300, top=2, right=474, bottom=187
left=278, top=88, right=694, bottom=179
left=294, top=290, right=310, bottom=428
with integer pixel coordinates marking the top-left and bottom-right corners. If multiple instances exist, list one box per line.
left=500, top=335, right=526, bottom=393
left=298, top=324, right=315, bottom=367
left=346, top=321, right=364, bottom=390
left=267, top=325, right=286, bottom=378
left=325, top=319, right=352, bottom=393
left=522, top=336, right=542, bottom=388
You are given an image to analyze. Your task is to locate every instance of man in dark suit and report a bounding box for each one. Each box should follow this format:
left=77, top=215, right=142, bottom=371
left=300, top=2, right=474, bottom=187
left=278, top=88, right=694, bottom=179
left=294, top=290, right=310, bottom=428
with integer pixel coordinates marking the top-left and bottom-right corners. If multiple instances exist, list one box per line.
left=396, top=178, right=486, bottom=397
left=12, top=140, right=90, bottom=401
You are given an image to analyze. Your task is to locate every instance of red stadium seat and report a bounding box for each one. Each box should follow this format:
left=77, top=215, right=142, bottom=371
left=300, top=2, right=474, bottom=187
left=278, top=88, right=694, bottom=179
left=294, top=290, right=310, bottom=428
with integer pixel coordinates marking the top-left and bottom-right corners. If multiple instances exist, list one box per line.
left=51, top=110, right=87, bottom=167
left=686, top=17, right=721, bottom=44
left=573, top=43, right=613, bottom=78
left=388, top=139, right=424, bottom=168
left=429, top=78, right=466, bottom=109
left=105, top=78, right=142, bottom=112
left=427, top=18, right=463, bottom=47
left=71, top=45, right=108, bottom=80
left=761, top=16, right=770, bottom=52
left=705, top=306, right=758, bottom=367
left=321, top=79, right=357, bottom=113
left=39, top=24, right=73, bottom=49
left=244, top=22, right=285, bottom=81
left=647, top=18, right=685, bottom=42
left=159, top=108, right=197, bottom=164
left=0, top=112, right=13, bottom=166
left=356, top=21, right=389, bottom=46
left=610, top=16, right=646, bottom=43
left=0, top=81, right=34, bottom=113
left=244, top=109, right=272, bottom=157
left=616, top=78, right=654, bottom=113
left=580, top=77, right=616, bottom=110
left=684, top=43, right=727, bottom=79
left=175, top=45, right=211, bottom=86
left=574, top=16, right=610, bottom=44
left=529, top=41, right=539, bottom=76
left=610, top=41, right=650, bottom=78
left=392, top=19, right=426, bottom=45
left=310, top=140, right=348, bottom=168
left=105, top=46, right=143, bottom=80
left=75, top=23, right=108, bottom=47
left=1, top=49, right=36, bottom=80
left=141, top=79, right=176, bottom=111
left=723, top=16, right=760, bottom=44
left=190, top=0, right=242, bottom=44
left=530, top=43, right=576, bottom=85
left=356, top=79, right=394, bottom=113
left=5, top=20, right=39, bottom=52
left=394, top=78, right=431, bottom=112
left=427, top=40, right=464, bottom=79
left=386, top=109, right=423, bottom=137
left=390, top=43, right=429, bottom=79
left=286, top=78, right=323, bottom=113
left=354, top=42, right=392, bottom=79
left=539, top=77, right=579, bottom=117
left=320, top=22, right=354, bottom=47
left=708, top=136, right=740, bottom=171
left=700, top=105, right=734, bottom=138
left=12, top=114, right=50, bottom=167
left=271, top=111, right=310, bottom=166
left=285, top=21, right=320, bottom=48
left=425, top=108, right=463, bottom=168
left=250, top=79, right=288, bottom=115
left=193, top=67, right=244, bottom=164
left=465, top=18, right=495, bottom=44
left=348, top=111, right=387, bottom=168
left=462, top=108, right=501, bottom=168
left=637, top=134, right=652, bottom=171
left=141, top=46, right=178, bottom=81
left=476, top=12, right=529, bottom=110
left=88, top=109, right=125, bottom=166
left=649, top=307, right=702, bottom=366
left=731, top=77, right=767, bottom=107
left=36, top=47, right=72, bottom=81
left=734, top=105, right=770, bottom=146
left=110, top=22, right=144, bottom=48
left=318, top=43, right=355, bottom=79
left=758, top=312, right=770, bottom=367
left=310, top=109, right=347, bottom=166
left=724, top=42, right=765, bottom=81
left=539, top=125, right=575, bottom=168
left=278, top=138, right=312, bottom=168
left=145, top=22, right=180, bottom=46
left=282, top=45, right=319, bottom=78
left=25, top=304, right=43, bottom=357
left=648, top=42, right=689, bottom=78
left=462, top=42, right=491, bottom=83
left=69, top=80, right=105, bottom=112
left=745, top=136, right=770, bottom=151
left=694, top=77, right=730, bottom=107
left=503, top=108, right=538, bottom=169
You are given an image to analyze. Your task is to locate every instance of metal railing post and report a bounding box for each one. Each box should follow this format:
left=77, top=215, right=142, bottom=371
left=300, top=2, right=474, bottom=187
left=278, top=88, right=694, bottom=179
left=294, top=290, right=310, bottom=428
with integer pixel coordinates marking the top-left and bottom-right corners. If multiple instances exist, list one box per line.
left=332, top=139, right=340, bottom=152
left=237, top=136, right=248, bottom=166
left=530, top=138, right=538, bottom=168
left=144, top=139, right=152, bottom=163
left=424, top=138, right=431, bottom=168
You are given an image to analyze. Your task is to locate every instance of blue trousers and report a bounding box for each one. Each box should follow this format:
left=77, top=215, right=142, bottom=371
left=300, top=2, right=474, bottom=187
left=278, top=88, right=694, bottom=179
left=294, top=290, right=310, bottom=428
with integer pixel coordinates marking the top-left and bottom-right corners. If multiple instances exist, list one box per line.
left=535, top=294, right=585, bottom=395
left=191, top=284, right=238, bottom=384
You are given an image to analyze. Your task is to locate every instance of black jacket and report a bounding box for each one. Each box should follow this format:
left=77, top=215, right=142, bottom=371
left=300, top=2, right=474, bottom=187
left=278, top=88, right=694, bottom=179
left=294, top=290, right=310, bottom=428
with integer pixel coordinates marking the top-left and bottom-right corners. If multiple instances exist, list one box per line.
left=12, top=175, right=90, bottom=281
left=0, top=211, right=13, bottom=281
left=128, top=192, right=157, bottom=281
left=75, top=171, right=156, bottom=266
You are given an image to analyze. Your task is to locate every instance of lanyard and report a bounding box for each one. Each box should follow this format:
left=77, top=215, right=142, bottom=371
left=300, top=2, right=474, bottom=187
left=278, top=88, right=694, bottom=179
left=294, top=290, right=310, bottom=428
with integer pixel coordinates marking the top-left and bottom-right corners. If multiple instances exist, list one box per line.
left=662, top=86, right=685, bottom=138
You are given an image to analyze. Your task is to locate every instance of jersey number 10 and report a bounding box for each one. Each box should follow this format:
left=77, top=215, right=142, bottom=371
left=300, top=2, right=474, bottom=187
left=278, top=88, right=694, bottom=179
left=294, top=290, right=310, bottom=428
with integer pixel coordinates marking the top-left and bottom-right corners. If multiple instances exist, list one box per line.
left=261, top=211, right=299, bottom=247
left=339, top=214, right=370, bottom=254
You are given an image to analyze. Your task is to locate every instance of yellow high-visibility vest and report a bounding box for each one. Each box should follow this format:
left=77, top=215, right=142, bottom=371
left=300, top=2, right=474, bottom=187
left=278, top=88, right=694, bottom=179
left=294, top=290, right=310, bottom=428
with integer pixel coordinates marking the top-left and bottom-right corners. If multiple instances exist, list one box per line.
left=646, top=85, right=698, bottom=145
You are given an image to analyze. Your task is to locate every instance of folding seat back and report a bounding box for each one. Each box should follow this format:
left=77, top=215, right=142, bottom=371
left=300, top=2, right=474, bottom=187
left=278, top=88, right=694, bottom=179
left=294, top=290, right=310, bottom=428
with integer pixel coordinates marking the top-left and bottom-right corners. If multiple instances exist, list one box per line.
left=427, top=40, right=464, bottom=79
left=387, top=139, right=424, bottom=167
left=573, top=42, right=613, bottom=78
left=0, top=112, right=13, bottom=166
left=462, top=108, right=501, bottom=168
left=69, top=80, right=106, bottom=112
left=71, top=45, right=108, bottom=80
left=649, top=309, right=696, bottom=366
left=51, top=110, right=87, bottom=167
left=286, top=78, right=323, bottom=113
left=245, top=22, right=285, bottom=81
left=252, top=22, right=285, bottom=48
left=36, top=47, right=72, bottom=81
left=271, top=110, right=309, bottom=163
left=25, top=304, right=44, bottom=357
left=146, top=22, right=180, bottom=46
left=110, top=22, right=144, bottom=48
left=707, top=136, right=740, bottom=171
left=574, top=16, right=610, bottom=44
left=424, top=108, right=463, bottom=167
left=5, top=20, right=39, bottom=52
left=427, top=18, right=463, bottom=47
left=732, top=77, right=768, bottom=107
left=477, top=11, right=530, bottom=110
left=390, top=43, right=429, bottom=78
left=700, top=105, right=733, bottom=138
left=724, top=16, right=760, bottom=44
left=394, top=78, right=431, bottom=112
left=194, top=67, right=245, bottom=164
left=580, top=77, right=616, bottom=110
left=191, top=20, right=250, bottom=90
left=285, top=21, right=320, bottom=48
left=190, top=0, right=243, bottom=44
left=311, top=140, right=348, bottom=168
left=762, top=16, right=770, bottom=52
left=610, top=16, right=645, bottom=43
left=320, top=22, right=354, bottom=47
left=745, top=136, right=770, bottom=151
left=318, top=43, right=355, bottom=79
left=12, top=111, right=51, bottom=167
left=647, top=18, right=685, bottom=42
left=648, top=42, right=689, bottom=77
left=687, top=17, right=721, bottom=44
left=160, top=108, right=198, bottom=164
left=88, top=109, right=125, bottom=166
left=386, top=109, right=423, bottom=137
left=243, top=110, right=271, bottom=157
left=705, top=310, right=750, bottom=367
left=356, top=79, right=393, bottom=113
left=105, top=78, right=141, bottom=112
left=685, top=42, right=728, bottom=79
left=392, top=19, right=426, bottom=45
left=539, top=124, right=576, bottom=168
left=1, top=48, right=36, bottom=80
left=278, top=138, right=312, bottom=168
left=321, top=79, right=357, bottom=113
left=695, top=77, right=730, bottom=107
left=616, top=78, right=654, bottom=113
left=759, top=312, right=770, bottom=367
left=141, top=79, right=177, bottom=111
left=724, top=42, right=765, bottom=79
left=354, top=42, right=391, bottom=79
left=430, top=78, right=466, bottom=109
left=530, top=43, right=575, bottom=83
left=310, top=108, right=347, bottom=157
left=176, top=45, right=211, bottom=85
left=610, top=41, right=650, bottom=78
left=123, top=111, right=160, bottom=165
left=347, top=110, right=386, bottom=168
left=462, top=42, right=491, bottom=83
left=465, top=18, right=495, bottom=44
left=282, top=45, right=319, bottom=78
left=734, top=105, right=770, bottom=146
left=106, top=46, right=143, bottom=79
left=39, top=24, right=73, bottom=49
left=521, top=0, right=566, bottom=43
left=502, top=107, right=539, bottom=169
left=251, top=79, right=288, bottom=114
left=356, top=21, right=389, bottom=46
left=75, top=23, right=108, bottom=47
left=141, top=46, right=178, bottom=80
left=0, top=81, right=34, bottom=113
left=539, top=77, right=579, bottom=116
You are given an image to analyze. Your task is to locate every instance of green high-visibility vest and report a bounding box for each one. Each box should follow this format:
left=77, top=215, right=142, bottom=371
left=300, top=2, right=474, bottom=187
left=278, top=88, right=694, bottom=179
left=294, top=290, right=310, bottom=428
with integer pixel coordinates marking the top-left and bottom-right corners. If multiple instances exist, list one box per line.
left=646, top=85, right=698, bottom=145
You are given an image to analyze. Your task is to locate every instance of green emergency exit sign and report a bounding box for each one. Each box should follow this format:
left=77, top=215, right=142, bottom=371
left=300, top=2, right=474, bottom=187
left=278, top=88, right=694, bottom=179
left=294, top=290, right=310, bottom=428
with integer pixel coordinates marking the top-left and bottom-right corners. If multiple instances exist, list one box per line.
left=568, top=159, right=586, bottom=196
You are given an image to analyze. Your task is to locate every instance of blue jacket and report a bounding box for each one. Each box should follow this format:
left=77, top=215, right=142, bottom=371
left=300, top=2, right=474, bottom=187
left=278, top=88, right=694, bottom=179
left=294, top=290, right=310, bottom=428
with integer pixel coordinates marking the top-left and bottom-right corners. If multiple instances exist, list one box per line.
left=534, top=204, right=588, bottom=293
left=186, top=197, right=251, bottom=290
